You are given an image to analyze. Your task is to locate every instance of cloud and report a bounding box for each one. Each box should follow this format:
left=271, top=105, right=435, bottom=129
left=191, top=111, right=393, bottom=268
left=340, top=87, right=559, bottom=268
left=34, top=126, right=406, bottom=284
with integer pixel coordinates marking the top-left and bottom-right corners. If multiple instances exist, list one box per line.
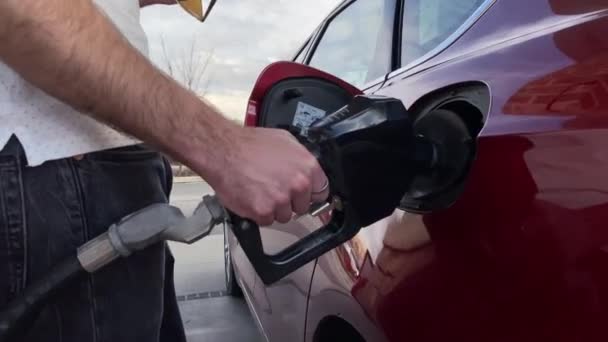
left=140, top=1, right=340, bottom=121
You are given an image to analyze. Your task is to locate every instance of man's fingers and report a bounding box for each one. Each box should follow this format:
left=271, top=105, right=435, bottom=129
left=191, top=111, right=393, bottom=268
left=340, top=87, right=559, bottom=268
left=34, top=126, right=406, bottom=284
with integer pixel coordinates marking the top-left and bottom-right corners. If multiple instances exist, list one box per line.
left=215, top=127, right=334, bottom=227
left=310, top=161, right=329, bottom=203
left=292, top=172, right=312, bottom=215
left=251, top=201, right=275, bottom=226
left=275, top=199, right=293, bottom=224
left=311, top=187, right=329, bottom=204
left=256, top=214, right=274, bottom=227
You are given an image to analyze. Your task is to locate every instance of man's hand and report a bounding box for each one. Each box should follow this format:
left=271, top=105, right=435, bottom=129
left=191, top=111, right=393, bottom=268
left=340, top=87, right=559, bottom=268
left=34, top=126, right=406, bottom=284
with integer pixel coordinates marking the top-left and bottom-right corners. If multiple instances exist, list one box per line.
left=206, top=128, right=328, bottom=225
left=0, top=0, right=328, bottom=225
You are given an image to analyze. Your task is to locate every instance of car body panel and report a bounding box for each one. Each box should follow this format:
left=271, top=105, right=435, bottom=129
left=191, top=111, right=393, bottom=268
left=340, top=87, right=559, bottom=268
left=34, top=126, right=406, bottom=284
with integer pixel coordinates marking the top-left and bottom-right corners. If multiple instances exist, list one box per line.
left=230, top=0, right=608, bottom=341
left=230, top=233, right=270, bottom=342
left=231, top=217, right=333, bottom=342
left=305, top=1, right=608, bottom=341
left=250, top=218, right=323, bottom=342
left=229, top=62, right=363, bottom=342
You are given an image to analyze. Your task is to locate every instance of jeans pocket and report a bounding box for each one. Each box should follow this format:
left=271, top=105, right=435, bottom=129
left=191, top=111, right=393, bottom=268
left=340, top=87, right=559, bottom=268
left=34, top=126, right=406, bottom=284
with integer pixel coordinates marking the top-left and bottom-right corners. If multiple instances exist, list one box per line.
left=0, top=155, right=26, bottom=307
left=160, top=157, right=174, bottom=199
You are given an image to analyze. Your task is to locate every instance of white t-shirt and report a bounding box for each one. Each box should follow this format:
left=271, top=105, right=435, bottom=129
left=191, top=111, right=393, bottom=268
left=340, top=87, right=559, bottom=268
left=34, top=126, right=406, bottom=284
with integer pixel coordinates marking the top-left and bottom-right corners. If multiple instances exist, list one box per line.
left=0, top=0, right=147, bottom=166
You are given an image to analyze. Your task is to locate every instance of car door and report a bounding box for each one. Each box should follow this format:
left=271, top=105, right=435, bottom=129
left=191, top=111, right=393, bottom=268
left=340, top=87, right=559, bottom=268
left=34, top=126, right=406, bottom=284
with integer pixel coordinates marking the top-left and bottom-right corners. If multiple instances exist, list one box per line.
left=347, top=1, right=608, bottom=341
left=237, top=1, right=398, bottom=341
left=304, top=0, right=496, bottom=341
left=237, top=62, right=360, bottom=342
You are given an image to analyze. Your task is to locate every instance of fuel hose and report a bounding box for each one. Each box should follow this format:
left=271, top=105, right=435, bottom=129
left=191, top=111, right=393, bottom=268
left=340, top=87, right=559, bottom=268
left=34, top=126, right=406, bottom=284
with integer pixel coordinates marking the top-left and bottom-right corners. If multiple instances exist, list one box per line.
left=0, top=258, right=85, bottom=342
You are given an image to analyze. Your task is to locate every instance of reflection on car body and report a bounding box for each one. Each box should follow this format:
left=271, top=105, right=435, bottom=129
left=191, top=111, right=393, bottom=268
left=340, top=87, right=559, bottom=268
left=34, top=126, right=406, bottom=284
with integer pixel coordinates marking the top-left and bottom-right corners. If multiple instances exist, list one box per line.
left=225, top=0, right=608, bottom=341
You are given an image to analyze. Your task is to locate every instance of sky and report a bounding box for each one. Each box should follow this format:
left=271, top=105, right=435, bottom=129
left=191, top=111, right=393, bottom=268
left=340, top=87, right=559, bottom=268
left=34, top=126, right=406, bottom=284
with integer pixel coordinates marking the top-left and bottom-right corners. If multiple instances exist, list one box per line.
left=140, top=1, right=341, bottom=121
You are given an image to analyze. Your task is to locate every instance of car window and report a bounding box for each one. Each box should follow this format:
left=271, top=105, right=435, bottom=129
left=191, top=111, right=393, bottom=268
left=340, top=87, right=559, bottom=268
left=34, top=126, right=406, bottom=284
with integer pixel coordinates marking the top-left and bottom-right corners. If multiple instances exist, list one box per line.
left=294, top=38, right=312, bottom=63
left=402, top=0, right=486, bottom=66
left=309, top=0, right=394, bottom=88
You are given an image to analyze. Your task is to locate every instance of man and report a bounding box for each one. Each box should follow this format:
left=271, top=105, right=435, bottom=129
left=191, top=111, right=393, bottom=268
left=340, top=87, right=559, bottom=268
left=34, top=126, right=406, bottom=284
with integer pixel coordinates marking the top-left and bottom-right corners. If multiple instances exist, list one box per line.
left=0, top=0, right=329, bottom=341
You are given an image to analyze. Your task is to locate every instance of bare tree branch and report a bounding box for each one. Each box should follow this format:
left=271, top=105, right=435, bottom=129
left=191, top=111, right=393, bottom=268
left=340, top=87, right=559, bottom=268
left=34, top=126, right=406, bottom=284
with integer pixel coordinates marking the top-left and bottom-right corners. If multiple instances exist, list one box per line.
left=160, top=35, right=214, bottom=95
left=158, top=36, right=216, bottom=175
left=160, top=35, right=174, bottom=77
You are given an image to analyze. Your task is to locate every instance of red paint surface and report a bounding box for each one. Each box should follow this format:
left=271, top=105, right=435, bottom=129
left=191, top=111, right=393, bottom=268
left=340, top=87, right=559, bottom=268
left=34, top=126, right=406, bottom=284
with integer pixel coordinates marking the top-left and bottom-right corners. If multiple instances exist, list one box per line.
left=233, top=1, right=608, bottom=341
left=341, top=2, right=608, bottom=341
left=244, top=61, right=362, bottom=126
left=234, top=61, right=363, bottom=342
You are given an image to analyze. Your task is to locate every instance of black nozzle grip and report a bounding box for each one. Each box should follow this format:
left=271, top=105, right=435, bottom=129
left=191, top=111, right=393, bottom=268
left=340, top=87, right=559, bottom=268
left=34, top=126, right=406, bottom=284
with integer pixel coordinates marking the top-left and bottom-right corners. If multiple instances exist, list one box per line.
left=228, top=206, right=358, bottom=285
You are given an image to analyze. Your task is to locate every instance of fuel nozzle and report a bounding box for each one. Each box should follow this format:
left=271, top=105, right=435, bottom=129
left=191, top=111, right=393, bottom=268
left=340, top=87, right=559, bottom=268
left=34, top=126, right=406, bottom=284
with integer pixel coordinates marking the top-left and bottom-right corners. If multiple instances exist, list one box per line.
left=305, top=94, right=437, bottom=227
left=309, top=95, right=437, bottom=170
left=228, top=94, right=439, bottom=285
left=308, top=95, right=410, bottom=135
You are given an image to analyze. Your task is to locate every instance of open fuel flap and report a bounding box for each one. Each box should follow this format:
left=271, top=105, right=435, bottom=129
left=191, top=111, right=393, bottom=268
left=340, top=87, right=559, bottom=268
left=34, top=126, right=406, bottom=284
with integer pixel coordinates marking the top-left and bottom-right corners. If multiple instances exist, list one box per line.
left=229, top=62, right=438, bottom=285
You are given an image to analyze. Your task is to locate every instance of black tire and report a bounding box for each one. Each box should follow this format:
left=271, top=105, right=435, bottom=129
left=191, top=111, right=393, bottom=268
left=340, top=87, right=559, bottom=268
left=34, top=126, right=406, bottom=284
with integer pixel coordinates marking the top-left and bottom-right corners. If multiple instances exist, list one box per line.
left=314, top=316, right=366, bottom=342
left=224, top=224, right=243, bottom=297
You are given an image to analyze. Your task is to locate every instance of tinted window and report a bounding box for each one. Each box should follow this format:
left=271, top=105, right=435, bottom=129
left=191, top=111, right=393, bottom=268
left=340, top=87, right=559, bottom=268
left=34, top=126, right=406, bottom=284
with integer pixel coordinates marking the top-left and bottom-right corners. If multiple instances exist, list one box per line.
left=309, top=0, right=394, bottom=88
left=402, top=0, right=485, bottom=66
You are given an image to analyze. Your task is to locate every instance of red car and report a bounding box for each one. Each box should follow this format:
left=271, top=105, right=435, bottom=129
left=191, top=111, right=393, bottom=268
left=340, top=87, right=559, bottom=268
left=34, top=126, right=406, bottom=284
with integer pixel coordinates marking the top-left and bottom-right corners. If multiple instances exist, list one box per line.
left=224, top=0, right=608, bottom=341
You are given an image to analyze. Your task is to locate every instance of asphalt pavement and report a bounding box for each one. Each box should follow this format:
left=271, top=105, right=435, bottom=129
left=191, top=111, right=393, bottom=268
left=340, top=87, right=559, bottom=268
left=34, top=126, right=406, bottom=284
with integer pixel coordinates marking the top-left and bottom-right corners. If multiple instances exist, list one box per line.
left=169, top=180, right=264, bottom=342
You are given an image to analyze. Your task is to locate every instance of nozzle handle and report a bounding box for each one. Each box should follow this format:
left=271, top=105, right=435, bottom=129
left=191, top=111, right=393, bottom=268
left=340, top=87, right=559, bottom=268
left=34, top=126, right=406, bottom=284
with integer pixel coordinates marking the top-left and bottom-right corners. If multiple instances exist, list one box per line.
left=228, top=204, right=358, bottom=285
left=229, top=94, right=428, bottom=285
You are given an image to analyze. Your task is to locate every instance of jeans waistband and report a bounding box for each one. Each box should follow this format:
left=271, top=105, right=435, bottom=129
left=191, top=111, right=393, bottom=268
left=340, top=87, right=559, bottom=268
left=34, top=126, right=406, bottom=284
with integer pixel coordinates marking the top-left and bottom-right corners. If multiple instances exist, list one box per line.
left=0, top=135, right=149, bottom=164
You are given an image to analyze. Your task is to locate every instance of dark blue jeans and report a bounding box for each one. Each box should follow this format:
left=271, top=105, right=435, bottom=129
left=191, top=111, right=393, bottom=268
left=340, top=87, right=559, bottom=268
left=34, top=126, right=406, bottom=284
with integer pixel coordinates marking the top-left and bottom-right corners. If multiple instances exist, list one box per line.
left=0, top=136, right=186, bottom=342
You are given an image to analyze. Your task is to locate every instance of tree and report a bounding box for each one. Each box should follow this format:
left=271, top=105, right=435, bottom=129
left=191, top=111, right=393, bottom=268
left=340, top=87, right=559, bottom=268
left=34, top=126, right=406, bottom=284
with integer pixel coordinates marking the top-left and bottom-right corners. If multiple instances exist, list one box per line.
left=160, top=35, right=216, bottom=177
left=160, top=35, right=214, bottom=95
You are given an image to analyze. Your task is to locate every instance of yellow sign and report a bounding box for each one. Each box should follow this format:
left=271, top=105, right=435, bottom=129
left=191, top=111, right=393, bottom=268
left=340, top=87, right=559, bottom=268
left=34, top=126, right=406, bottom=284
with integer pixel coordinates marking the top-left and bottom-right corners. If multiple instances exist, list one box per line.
left=177, top=0, right=216, bottom=22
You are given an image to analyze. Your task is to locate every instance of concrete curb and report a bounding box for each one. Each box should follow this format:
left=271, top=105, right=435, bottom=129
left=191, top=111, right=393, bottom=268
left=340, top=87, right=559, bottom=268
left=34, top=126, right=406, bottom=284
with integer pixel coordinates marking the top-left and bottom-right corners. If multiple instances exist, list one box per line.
left=174, top=176, right=204, bottom=184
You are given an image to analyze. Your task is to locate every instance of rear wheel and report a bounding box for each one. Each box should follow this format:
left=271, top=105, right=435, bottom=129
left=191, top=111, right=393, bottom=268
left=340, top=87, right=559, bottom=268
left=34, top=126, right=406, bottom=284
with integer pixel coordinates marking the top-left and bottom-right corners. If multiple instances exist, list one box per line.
left=224, top=224, right=243, bottom=297
left=314, top=316, right=365, bottom=342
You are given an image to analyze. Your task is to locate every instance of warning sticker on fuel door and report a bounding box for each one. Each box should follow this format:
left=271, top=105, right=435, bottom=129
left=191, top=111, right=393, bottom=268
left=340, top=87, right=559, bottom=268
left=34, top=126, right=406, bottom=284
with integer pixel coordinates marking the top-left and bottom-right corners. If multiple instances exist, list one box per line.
left=292, top=102, right=326, bottom=135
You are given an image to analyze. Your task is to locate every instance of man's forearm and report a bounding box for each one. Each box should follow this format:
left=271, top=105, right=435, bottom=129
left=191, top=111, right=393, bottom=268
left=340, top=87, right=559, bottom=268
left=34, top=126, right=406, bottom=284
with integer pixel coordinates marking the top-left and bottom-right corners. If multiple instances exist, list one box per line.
left=0, top=0, right=235, bottom=176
